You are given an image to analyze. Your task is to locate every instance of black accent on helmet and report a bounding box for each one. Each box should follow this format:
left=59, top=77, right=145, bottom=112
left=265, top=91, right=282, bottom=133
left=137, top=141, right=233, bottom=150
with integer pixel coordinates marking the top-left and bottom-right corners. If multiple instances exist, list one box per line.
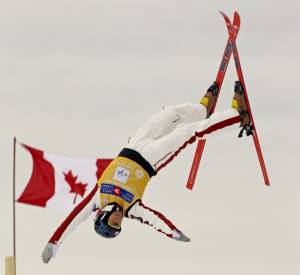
left=94, top=203, right=122, bottom=239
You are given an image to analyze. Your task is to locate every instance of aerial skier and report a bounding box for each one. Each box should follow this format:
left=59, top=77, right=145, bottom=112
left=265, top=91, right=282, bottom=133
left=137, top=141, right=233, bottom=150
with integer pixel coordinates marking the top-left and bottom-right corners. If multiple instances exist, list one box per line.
left=42, top=81, right=252, bottom=263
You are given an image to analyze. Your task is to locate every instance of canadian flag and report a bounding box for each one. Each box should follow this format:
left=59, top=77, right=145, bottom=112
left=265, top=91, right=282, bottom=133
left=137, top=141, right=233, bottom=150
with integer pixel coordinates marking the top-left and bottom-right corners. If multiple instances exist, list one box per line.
left=17, top=144, right=112, bottom=212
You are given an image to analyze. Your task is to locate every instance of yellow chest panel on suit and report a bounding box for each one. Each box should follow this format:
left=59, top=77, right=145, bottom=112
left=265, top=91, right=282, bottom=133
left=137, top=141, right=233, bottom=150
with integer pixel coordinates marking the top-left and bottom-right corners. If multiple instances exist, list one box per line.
left=97, top=156, right=151, bottom=212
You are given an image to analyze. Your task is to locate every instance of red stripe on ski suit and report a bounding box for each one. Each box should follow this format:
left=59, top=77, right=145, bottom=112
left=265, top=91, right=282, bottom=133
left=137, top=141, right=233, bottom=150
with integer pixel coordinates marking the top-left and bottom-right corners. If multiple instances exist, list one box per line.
left=139, top=201, right=177, bottom=231
left=156, top=115, right=241, bottom=172
left=49, top=184, right=98, bottom=244
left=48, top=159, right=112, bottom=244
left=129, top=201, right=178, bottom=239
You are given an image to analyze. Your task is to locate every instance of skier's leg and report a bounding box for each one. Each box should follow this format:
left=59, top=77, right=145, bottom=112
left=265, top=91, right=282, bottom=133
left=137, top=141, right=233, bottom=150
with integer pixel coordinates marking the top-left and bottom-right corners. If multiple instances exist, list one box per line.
left=137, top=108, right=241, bottom=172
left=128, top=103, right=207, bottom=146
left=143, top=80, right=255, bottom=171
left=128, top=82, right=219, bottom=145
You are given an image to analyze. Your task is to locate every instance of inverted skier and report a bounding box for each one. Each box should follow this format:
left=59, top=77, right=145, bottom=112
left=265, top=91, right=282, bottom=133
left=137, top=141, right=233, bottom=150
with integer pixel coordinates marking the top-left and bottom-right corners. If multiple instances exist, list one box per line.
left=42, top=81, right=252, bottom=263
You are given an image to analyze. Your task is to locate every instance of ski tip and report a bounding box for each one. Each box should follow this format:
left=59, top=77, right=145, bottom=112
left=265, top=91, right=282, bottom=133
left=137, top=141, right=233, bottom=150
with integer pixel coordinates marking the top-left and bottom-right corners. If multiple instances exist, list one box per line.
left=234, top=11, right=240, bottom=18
left=233, top=11, right=241, bottom=28
left=219, top=11, right=232, bottom=28
left=219, top=11, right=229, bottom=20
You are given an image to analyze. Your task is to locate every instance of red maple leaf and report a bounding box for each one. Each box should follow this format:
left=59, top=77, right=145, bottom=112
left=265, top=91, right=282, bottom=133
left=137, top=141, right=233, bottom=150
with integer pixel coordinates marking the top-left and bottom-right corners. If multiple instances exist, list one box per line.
left=63, top=170, right=88, bottom=204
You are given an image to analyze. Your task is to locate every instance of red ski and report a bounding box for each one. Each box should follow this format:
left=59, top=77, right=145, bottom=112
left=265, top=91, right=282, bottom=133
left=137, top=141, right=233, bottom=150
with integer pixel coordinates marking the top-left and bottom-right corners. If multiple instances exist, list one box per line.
left=186, top=12, right=270, bottom=190
left=231, top=12, right=270, bottom=186
left=186, top=12, right=240, bottom=190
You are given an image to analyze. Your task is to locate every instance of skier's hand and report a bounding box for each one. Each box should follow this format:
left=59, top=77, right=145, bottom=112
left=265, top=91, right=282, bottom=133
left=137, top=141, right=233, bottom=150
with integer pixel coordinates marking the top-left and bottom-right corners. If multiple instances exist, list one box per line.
left=172, top=230, right=191, bottom=242
left=42, top=243, right=56, bottom=264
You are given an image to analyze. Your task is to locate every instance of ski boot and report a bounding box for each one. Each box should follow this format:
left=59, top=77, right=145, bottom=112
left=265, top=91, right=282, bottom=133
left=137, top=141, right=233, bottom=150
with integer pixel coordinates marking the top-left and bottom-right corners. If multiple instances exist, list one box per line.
left=200, top=81, right=219, bottom=117
left=232, top=81, right=254, bottom=137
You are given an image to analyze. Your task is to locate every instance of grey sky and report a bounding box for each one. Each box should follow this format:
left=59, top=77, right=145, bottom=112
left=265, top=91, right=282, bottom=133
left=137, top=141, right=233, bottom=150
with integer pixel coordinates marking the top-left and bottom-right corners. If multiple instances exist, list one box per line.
left=1, top=0, right=300, bottom=274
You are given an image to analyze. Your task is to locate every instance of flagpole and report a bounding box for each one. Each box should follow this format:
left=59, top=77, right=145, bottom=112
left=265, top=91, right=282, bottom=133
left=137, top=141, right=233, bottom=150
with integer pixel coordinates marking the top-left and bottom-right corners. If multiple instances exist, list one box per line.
left=12, top=137, right=17, bottom=275
left=6, top=137, right=17, bottom=275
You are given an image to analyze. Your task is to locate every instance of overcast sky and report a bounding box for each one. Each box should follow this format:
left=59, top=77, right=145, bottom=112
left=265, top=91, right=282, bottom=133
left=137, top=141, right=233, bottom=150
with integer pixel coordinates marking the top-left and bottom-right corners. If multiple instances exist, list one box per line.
left=1, top=1, right=300, bottom=275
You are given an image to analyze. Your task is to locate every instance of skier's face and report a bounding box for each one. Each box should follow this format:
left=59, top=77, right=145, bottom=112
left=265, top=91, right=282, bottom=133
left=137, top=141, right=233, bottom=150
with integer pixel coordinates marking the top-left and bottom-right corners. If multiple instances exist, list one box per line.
left=108, top=209, right=123, bottom=229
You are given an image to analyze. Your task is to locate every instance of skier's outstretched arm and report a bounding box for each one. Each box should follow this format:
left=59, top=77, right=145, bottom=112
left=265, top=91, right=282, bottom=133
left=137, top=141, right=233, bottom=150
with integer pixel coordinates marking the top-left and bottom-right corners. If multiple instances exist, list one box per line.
left=41, top=184, right=100, bottom=263
left=126, top=200, right=190, bottom=242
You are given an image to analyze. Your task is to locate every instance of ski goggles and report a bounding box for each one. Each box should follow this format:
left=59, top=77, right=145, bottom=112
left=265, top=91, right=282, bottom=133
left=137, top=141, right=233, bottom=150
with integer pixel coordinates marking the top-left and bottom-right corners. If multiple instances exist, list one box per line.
left=96, top=205, right=122, bottom=230
left=107, top=220, right=121, bottom=230
left=95, top=219, right=121, bottom=238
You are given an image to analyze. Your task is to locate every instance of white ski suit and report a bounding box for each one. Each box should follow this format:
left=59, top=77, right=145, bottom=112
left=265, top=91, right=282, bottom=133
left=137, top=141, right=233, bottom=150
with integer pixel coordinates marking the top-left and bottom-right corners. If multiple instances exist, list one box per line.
left=42, top=103, right=241, bottom=263
left=127, top=103, right=240, bottom=172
